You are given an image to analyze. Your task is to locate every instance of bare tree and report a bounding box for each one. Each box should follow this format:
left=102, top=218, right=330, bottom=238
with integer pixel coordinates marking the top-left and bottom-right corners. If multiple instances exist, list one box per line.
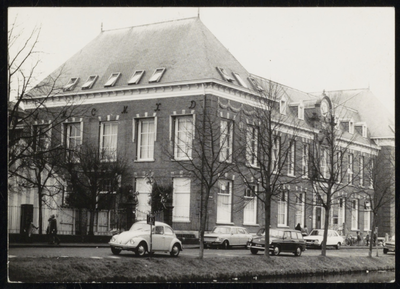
left=61, top=143, right=128, bottom=237
left=234, top=79, right=306, bottom=257
left=163, top=95, right=238, bottom=259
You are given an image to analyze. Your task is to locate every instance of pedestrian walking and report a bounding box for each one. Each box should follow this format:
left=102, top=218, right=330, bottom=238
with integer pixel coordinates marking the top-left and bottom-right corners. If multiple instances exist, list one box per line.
left=366, top=233, right=369, bottom=246
left=302, top=225, right=308, bottom=236
left=357, top=231, right=361, bottom=245
left=295, top=223, right=302, bottom=231
left=26, top=220, right=38, bottom=242
left=48, top=214, right=60, bottom=245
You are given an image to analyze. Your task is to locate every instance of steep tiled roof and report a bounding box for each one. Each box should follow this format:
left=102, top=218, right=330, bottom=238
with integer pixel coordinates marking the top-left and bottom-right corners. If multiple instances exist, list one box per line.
left=29, top=17, right=254, bottom=96
left=321, top=89, right=394, bottom=139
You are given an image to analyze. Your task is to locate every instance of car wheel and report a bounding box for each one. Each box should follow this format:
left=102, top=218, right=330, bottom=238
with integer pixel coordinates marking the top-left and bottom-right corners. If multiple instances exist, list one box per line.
left=111, top=247, right=121, bottom=255
left=250, top=248, right=259, bottom=255
left=170, top=243, right=180, bottom=257
left=135, top=242, right=147, bottom=257
left=336, top=242, right=341, bottom=250
left=272, top=246, right=280, bottom=256
left=221, top=240, right=230, bottom=249
left=294, top=246, right=302, bottom=257
left=383, top=248, right=388, bottom=254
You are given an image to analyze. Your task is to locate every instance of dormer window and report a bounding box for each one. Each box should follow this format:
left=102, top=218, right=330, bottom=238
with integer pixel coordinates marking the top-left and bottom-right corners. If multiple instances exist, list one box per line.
left=232, top=72, right=248, bottom=88
left=63, top=78, right=79, bottom=92
left=82, top=75, right=98, bottom=90
left=280, top=97, right=287, bottom=115
left=128, top=70, right=145, bottom=85
left=349, top=120, right=354, bottom=134
left=298, top=103, right=304, bottom=120
left=104, top=73, right=121, bottom=87
left=355, top=122, right=368, bottom=137
left=216, top=67, right=235, bottom=82
left=248, top=76, right=264, bottom=92
left=149, top=68, right=166, bottom=83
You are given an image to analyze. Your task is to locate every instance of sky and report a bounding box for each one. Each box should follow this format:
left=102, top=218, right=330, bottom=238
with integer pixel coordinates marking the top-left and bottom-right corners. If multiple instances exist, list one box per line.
left=8, top=7, right=394, bottom=114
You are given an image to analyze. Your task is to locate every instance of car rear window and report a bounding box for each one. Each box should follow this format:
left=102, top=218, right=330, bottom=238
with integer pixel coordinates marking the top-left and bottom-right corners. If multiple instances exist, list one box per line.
left=270, top=229, right=284, bottom=238
left=296, top=232, right=303, bottom=239
left=212, top=227, right=231, bottom=234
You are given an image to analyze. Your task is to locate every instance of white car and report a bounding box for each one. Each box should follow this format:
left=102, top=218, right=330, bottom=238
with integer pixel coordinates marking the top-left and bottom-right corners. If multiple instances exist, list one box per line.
left=303, top=229, right=344, bottom=249
left=203, top=226, right=253, bottom=249
left=109, top=221, right=182, bottom=257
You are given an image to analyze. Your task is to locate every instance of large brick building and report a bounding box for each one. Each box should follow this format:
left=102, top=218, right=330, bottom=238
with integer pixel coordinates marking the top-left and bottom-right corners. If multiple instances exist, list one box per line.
left=9, top=17, right=393, bottom=238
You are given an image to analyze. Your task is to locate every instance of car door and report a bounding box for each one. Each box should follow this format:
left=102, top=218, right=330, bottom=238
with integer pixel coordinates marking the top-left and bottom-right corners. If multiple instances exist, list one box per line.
left=152, top=225, right=166, bottom=251
left=229, top=228, right=238, bottom=245
left=282, top=231, right=295, bottom=251
left=163, top=226, right=175, bottom=250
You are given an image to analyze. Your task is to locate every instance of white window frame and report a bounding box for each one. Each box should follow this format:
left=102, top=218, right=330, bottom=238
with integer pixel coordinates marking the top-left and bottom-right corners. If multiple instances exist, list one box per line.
left=82, top=75, right=98, bottom=89
left=336, top=151, right=342, bottom=183
left=364, top=201, right=371, bottom=231
left=288, top=141, right=295, bottom=176
left=298, top=104, right=304, bottom=120
left=351, top=199, right=359, bottom=230
left=136, top=118, right=156, bottom=161
left=173, top=178, right=191, bottom=222
left=64, top=122, right=83, bottom=161
left=280, top=97, right=287, bottom=115
left=246, top=126, right=258, bottom=167
left=295, top=192, right=305, bottom=227
left=217, top=180, right=232, bottom=224
left=347, top=153, right=354, bottom=185
left=349, top=120, right=354, bottom=134
left=277, top=190, right=288, bottom=227
left=33, top=124, right=51, bottom=152
left=173, top=115, right=194, bottom=160
left=359, top=156, right=364, bottom=187
left=100, top=122, right=118, bottom=161
left=232, top=72, right=248, bottom=88
left=369, top=159, right=374, bottom=188
left=104, top=72, right=121, bottom=87
left=148, top=68, right=166, bottom=83
left=320, top=148, right=327, bottom=179
left=338, top=198, right=345, bottom=230
left=243, top=185, right=257, bottom=225
left=63, top=77, right=79, bottom=91
left=272, top=136, right=280, bottom=173
left=220, top=119, right=233, bottom=163
left=135, top=178, right=152, bottom=221
left=302, top=143, right=309, bottom=177
left=128, top=70, right=145, bottom=85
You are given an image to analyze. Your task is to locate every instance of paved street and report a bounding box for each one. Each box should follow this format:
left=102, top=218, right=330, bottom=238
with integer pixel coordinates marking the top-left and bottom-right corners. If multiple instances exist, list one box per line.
left=9, top=246, right=392, bottom=259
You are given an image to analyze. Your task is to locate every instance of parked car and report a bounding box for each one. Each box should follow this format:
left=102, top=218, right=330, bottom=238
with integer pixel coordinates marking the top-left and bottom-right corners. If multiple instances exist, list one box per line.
left=108, top=221, right=182, bottom=257
left=383, top=236, right=395, bottom=254
left=203, top=226, right=252, bottom=249
left=303, top=229, right=344, bottom=249
left=248, top=228, right=306, bottom=256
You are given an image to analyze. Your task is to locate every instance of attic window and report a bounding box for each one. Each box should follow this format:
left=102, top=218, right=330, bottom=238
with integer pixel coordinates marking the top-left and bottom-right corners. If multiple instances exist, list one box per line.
left=104, top=73, right=121, bottom=87
left=362, top=125, right=367, bottom=137
left=63, top=78, right=79, bottom=91
left=216, top=67, right=235, bottom=82
left=128, top=70, right=145, bottom=85
left=298, top=104, right=304, bottom=120
left=149, top=68, right=166, bottom=83
left=82, top=75, right=98, bottom=90
left=280, top=97, right=287, bottom=115
left=349, top=120, right=354, bottom=134
left=248, top=76, right=264, bottom=92
left=232, top=72, right=248, bottom=88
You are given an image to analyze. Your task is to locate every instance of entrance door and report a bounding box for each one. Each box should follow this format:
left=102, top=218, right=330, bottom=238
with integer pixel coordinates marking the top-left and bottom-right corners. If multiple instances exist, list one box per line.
left=20, top=204, right=33, bottom=234
left=316, top=207, right=322, bottom=229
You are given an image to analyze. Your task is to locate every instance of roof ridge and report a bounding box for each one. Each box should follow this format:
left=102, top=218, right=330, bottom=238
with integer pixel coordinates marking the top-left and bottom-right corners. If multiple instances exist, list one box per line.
left=101, top=17, right=199, bottom=33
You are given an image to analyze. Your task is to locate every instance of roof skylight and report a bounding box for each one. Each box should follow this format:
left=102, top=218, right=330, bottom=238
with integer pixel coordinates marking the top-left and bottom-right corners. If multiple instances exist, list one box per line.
left=232, top=72, right=248, bottom=88
left=82, top=75, right=98, bottom=90
left=248, top=76, right=264, bottom=92
left=104, top=73, right=121, bottom=87
left=216, top=67, right=235, bottom=82
left=63, top=78, right=79, bottom=92
left=128, top=70, right=145, bottom=85
left=149, top=68, right=166, bottom=83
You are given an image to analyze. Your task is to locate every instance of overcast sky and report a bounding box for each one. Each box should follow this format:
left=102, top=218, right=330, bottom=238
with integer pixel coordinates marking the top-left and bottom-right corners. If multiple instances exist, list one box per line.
left=8, top=7, right=394, bottom=113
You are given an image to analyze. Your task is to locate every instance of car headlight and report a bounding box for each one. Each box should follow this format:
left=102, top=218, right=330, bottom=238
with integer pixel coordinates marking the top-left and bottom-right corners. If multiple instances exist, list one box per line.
left=129, top=239, right=136, bottom=245
left=248, top=237, right=253, bottom=242
left=216, top=237, right=222, bottom=242
left=314, top=239, right=320, bottom=244
left=111, top=237, right=116, bottom=242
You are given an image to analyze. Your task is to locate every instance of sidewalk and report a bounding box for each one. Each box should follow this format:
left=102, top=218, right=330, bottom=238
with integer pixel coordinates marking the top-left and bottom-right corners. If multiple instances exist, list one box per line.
left=9, top=242, right=200, bottom=249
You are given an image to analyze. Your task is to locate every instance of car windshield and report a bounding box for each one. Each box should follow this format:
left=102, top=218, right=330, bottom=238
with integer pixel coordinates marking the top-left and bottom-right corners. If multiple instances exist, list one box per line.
left=256, top=228, right=265, bottom=236
left=270, top=229, right=284, bottom=238
left=310, top=230, right=323, bottom=236
left=129, top=222, right=151, bottom=232
left=212, top=227, right=231, bottom=234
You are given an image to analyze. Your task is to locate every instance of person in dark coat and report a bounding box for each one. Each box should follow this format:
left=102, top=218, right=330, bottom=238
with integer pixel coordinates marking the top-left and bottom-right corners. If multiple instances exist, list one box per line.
left=48, top=215, right=60, bottom=245
left=295, top=223, right=302, bottom=231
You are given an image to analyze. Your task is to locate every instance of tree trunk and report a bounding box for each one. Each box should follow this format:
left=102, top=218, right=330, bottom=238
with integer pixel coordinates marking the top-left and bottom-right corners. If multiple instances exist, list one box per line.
left=369, top=213, right=377, bottom=257
left=263, top=192, right=272, bottom=258
left=321, top=205, right=330, bottom=256
left=38, top=190, right=43, bottom=235
left=198, top=187, right=210, bottom=259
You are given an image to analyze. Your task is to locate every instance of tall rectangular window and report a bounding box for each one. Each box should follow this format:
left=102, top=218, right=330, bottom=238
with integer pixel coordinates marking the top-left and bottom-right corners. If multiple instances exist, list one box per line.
left=246, top=126, right=258, bottom=166
left=336, top=151, right=342, bottom=183
left=243, top=185, right=257, bottom=225
left=65, top=122, right=82, bottom=161
left=173, top=178, right=191, bottom=222
left=174, top=116, right=193, bottom=160
left=302, top=144, right=309, bottom=177
left=320, top=148, right=327, bottom=179
left=100, top=122, right=118, bottom=161
left=359, top=156, right=364, bottom=186
left=369, top=159, right=374, bottom=188
left=33, top=125, right=50, bottom=152
left=288, top=141, right=295, bottom=176
left=217, top=180, right=232, bottom=224
left=295, top=193, right=304, bottom=227
left=272, top=136, right=280, bottom=172
left=277, top=191, right=288, bottom=227
left=137, top=118, right=155, bottom=161
left=364, top=201, right=371, bottom=231
left=135, top=178, right=152, bottom=221
left=351, top=199, right=358, bottom=230
left=347, top=153, right=354, bottom=184
left=220, top=120, right=233, bottom=163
